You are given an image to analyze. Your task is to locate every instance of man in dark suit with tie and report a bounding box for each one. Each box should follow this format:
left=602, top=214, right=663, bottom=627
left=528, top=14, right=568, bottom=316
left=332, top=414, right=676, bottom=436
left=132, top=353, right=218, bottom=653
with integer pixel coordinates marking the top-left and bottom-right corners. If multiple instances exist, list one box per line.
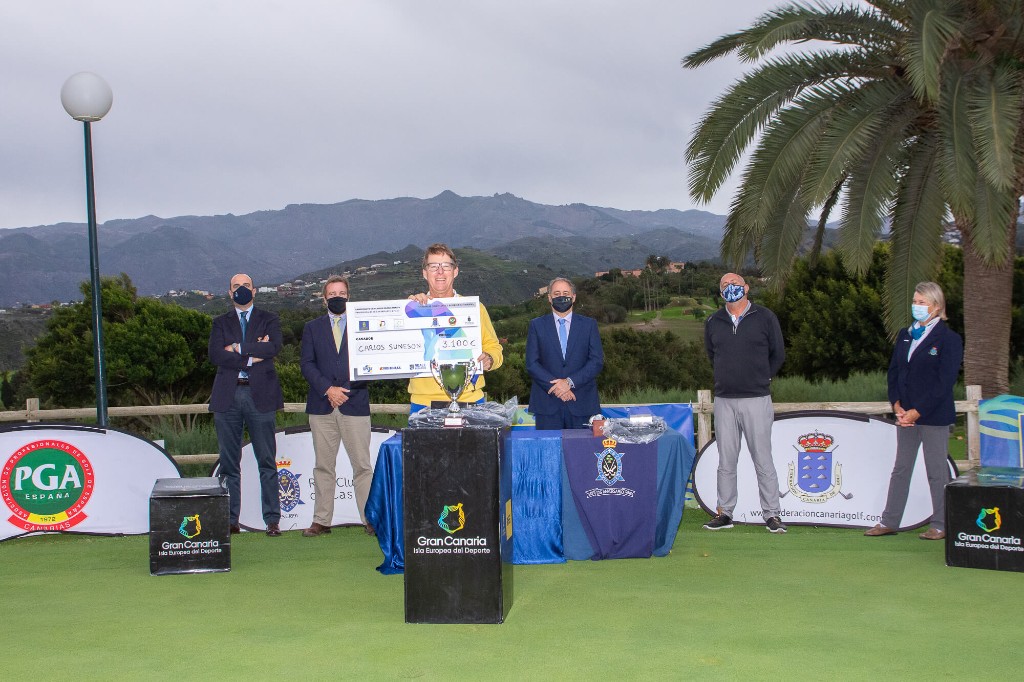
left=208, top=273, right=284, bottom=536
left=526, top=277, right=604, bottom=430
left=299, top=275, right=373, bottom=537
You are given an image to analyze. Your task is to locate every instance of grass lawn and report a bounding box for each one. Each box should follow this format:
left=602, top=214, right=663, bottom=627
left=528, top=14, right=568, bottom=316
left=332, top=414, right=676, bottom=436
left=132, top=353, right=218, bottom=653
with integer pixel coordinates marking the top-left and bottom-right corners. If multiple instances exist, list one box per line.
left=3, top=511, right=1022, bottom=680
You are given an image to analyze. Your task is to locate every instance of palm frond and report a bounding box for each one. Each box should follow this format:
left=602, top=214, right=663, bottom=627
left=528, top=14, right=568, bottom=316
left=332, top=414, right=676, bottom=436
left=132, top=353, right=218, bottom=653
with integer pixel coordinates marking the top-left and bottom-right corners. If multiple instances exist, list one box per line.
left=810, top=179, right=844, bottom=266
left=686, top=50, right=879, bottom=202
left=967, top=63, right=1023, bottom=193
left=938, top=63, right=979, bottom=219
left=966, top=175, right=1017, bottom=265
left=885, top=133, right=946, bottom=333
left=903, top=0, right=961, bottom=102
left=757, top=182, right=812, bottom=287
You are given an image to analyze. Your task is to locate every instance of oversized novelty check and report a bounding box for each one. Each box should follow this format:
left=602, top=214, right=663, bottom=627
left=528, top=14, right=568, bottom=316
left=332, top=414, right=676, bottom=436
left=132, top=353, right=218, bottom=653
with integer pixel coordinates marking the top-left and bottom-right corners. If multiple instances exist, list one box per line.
left=346, top=296, right=484, bottom=381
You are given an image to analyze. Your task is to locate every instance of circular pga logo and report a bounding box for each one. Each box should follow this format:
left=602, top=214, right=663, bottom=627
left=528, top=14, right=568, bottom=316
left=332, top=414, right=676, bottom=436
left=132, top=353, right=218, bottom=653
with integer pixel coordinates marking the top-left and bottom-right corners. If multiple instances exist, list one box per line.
left=1, top=439, right=95, bottom=531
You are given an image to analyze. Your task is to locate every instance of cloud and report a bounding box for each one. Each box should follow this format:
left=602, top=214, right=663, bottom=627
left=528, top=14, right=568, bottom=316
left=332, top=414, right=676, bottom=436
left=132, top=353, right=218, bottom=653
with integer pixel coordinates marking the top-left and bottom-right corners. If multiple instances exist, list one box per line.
left=0, top=0, right=772, bottom=230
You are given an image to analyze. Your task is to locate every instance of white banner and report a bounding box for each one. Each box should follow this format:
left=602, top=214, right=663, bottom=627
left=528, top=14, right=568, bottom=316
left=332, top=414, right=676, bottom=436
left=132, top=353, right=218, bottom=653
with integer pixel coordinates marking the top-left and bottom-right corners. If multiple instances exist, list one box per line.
left=223, top=426, right=396, bottom=532
left=1, top=424, right=181, bottom=541
left=693, top=412, right=958, bottom=529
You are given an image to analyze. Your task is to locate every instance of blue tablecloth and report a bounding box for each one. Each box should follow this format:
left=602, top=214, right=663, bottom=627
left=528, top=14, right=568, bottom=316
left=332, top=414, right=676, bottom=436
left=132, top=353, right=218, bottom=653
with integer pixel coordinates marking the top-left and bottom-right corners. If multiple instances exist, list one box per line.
left=364, top=429, right=695, bottom=574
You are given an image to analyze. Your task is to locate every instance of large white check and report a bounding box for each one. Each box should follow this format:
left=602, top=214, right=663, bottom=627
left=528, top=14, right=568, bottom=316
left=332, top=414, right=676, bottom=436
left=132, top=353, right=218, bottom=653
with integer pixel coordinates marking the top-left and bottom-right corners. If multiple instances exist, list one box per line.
left=346, top=296, right=484, bottom=381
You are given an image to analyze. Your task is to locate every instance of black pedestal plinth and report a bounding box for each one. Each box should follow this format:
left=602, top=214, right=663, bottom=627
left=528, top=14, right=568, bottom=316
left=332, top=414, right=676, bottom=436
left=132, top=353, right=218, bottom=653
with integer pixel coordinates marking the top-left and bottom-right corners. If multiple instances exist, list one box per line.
left=946, top=468, right=1024, bottom=573
left=403, top=427, right=513, bottom=624
left=150, top=477, right=231, bottom=576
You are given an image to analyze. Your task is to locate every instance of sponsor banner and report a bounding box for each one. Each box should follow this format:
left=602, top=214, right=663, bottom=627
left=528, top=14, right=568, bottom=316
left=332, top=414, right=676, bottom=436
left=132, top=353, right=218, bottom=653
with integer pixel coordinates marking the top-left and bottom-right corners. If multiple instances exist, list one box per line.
left=217, top=426, right=396, bottom=532
left=1, top=424, right=181, bottom=541
left=346, top=296, right=484, bottom=380
left=562, top=433, right=657, bottom=559
left=693, top=411, right=957, bottom=529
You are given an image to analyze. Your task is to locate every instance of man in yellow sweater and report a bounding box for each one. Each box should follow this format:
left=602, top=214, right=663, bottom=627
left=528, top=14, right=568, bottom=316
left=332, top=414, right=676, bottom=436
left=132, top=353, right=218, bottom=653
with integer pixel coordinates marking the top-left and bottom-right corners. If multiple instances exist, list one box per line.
left=407, top=243, right=504, bottom=411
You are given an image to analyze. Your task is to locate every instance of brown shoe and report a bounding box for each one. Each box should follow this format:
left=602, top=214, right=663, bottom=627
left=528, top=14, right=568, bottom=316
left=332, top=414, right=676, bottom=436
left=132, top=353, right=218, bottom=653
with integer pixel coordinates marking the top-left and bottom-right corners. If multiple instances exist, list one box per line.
left=864, top=524, right=897, bottom=536
left=919, top=528, right=945, bottom=540
left=265, top=522, right=282, bottom=537
left=364, top=523, right=376, bottom=536
left=302, top=522, right=332, bottom=537
left=230, top=524, right=241, bottom=534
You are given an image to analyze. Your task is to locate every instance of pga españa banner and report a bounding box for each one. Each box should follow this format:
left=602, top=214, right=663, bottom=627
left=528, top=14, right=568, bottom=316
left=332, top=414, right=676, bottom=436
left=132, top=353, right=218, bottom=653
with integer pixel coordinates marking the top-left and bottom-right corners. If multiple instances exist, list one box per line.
left=215, top=426, right=396, bottom=532
left=1, top=424, right=181, bottom=541
left=693, top=411, right=958, bottom=530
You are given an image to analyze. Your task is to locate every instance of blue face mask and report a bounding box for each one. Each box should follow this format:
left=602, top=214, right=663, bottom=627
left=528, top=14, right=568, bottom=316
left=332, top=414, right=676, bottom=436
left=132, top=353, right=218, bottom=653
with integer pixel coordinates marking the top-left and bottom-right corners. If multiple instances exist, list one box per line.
left=911, top=304, right=930, bottom=322
left=721, top=283, right=745, bottom=303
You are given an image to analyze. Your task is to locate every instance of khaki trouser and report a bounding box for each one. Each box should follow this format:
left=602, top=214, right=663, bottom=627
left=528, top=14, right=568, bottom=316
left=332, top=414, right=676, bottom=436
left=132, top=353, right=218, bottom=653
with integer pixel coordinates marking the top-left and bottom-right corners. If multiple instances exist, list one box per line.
left=308, top=411, right=372, bottom=525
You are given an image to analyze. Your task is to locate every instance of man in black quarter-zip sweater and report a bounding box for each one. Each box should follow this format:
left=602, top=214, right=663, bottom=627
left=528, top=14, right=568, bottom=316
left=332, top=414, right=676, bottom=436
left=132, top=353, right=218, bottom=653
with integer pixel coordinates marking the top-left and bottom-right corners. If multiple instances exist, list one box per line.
left=702, top=272, right=787, bottom=534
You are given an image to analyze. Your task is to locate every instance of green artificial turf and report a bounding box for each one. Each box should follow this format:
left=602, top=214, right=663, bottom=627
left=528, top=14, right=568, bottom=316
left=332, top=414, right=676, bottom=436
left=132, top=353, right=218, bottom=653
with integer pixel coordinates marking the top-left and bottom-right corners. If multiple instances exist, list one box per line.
left=2, top=513, right=1022, bottom=680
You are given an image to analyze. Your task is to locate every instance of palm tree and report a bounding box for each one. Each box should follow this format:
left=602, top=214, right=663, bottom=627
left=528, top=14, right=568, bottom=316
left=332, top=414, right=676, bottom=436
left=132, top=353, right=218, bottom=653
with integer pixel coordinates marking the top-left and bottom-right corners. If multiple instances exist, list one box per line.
left=683, top=0, right=1022, bottom=396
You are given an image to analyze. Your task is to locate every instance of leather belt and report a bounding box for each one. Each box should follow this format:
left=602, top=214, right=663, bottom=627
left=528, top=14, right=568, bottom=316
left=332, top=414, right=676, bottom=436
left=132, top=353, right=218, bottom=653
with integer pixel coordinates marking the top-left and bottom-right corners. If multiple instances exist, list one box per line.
left=237, top=378, right=250, bottom=385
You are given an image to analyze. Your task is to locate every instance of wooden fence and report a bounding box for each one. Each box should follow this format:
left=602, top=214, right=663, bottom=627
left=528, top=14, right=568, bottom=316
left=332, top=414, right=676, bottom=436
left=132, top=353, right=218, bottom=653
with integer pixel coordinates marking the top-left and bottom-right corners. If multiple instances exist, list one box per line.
left=1, top=385, right=983, bottom=465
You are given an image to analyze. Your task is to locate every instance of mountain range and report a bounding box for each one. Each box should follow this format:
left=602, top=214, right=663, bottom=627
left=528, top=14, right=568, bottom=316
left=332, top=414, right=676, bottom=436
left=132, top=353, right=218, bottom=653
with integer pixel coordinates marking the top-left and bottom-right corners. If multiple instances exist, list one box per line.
left=0, top=191, right=726, bottom=306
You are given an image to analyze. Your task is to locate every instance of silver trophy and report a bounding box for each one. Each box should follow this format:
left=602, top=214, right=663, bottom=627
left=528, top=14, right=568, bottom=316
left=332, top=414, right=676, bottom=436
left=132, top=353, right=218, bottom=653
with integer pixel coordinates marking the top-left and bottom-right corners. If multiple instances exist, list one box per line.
left=430, top=359, right=477, bottom=426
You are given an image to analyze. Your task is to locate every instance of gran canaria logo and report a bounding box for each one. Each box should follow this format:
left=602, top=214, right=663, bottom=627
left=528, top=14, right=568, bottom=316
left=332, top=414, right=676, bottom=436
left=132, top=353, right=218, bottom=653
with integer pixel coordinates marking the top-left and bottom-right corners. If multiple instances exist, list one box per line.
left=1, top=439, right=95, bottom=531
left=976, top=507, right=1002, bottom=533
left=438, top=502, right=465, bottom=534
left=179, top=514, right=202, bottom=539
left=784, top=431, right=853, bottom=503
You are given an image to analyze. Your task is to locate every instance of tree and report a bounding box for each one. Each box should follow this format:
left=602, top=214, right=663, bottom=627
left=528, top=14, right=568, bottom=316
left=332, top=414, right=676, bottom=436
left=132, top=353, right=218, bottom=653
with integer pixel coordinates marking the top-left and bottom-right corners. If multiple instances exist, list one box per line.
left=24, top=274, right=214, bottom=422
left=684, top=0, right=1023, bottom=397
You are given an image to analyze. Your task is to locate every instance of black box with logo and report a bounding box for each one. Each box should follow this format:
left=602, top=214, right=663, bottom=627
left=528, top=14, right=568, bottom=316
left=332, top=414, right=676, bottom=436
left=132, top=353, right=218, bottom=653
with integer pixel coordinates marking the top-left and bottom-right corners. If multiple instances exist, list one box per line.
left=150, top=477, right=231, bottom=576
left=945, top=468, right=1024, bottom=573
left=403, top=427, right=513, bottom=623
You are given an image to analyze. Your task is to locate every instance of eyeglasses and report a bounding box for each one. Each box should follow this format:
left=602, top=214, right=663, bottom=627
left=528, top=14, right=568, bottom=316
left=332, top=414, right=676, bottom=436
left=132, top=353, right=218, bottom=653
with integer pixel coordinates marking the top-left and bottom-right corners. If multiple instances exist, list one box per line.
left=424, top=262, right=456, bottom=273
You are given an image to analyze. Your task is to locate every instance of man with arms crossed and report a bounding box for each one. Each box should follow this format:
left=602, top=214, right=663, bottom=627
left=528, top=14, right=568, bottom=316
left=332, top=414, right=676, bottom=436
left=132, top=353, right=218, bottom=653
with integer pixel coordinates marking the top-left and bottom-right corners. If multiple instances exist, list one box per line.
left=703, top=272, right=787, bottom=533
left=300, top=276, right=374, bottom=537
left=525, top=277, right=604, bottom=429
left=208, top=273, right=283, bottom=536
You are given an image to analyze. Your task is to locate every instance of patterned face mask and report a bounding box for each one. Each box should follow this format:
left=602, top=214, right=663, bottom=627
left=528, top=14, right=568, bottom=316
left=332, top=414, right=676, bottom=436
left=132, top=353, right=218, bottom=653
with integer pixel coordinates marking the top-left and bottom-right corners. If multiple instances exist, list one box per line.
left=721, top=283, right=745, bottom=303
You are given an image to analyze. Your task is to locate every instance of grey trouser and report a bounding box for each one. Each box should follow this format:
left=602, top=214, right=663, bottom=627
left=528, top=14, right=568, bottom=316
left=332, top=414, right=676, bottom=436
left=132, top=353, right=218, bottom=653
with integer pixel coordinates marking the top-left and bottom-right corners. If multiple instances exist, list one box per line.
left=308, top=411, right=373, bottom=525
left=714, top=395, right=782, bottom=518
left=881, top=423, right=951, bottom=531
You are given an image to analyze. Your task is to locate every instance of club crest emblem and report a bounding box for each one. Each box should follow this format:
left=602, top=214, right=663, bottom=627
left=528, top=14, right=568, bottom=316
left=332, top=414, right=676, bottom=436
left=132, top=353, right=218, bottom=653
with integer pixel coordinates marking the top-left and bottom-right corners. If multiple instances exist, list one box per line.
left=276, top=458, right=305, bottom=513
left=438, top=502, right=465, bottom=534
left=595, top=438, right=625, bottom=486
left=784, top=431, right=852, bottom=503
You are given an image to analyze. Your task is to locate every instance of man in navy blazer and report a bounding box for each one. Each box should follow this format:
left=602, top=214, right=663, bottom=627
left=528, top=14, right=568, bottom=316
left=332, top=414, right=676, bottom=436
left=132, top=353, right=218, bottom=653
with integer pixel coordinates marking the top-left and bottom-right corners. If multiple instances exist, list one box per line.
left=208, top=273, right=284, bottom=536
left=300, top=275, right=373, bottom=537
left=526, top=277, right=604, bottom=430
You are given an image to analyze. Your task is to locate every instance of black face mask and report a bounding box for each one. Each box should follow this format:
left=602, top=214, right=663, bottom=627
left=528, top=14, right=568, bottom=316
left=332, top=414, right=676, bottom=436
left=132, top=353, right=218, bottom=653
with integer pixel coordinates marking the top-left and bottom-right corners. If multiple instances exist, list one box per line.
left=232, top=286, right=253, bottom=306
left=551, top=296, right=573, bottom=313
left=326, top=296, right=348, bottom=315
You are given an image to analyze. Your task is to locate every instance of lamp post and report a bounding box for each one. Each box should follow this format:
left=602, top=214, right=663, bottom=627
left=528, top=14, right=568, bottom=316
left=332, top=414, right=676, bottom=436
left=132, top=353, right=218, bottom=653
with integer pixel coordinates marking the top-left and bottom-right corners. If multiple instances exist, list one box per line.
left=61, top=72, right=113, bottom=427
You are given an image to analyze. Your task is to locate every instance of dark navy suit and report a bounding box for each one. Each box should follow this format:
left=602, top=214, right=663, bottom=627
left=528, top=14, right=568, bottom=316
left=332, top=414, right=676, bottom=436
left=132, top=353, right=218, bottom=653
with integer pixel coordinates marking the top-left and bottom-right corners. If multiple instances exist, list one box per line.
left=208, top=306, right=283, bottom=527
left=880, top=319, right=963, bottom=531
left=300, top=314, right=373, bottom=525
left=526, top=312, right=604, bottom=430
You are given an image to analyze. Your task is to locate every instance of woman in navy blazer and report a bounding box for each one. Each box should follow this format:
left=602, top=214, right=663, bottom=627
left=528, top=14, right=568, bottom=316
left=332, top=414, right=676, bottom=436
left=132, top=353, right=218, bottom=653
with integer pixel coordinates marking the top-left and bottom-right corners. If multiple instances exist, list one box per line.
left=866, top=282, right=963, bottom=540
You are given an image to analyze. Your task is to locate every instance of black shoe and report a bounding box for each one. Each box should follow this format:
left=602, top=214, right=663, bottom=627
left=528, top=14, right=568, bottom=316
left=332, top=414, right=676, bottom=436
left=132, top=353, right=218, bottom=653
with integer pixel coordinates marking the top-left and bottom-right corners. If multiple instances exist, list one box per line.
left=765, top=516, right=788, bottom=534
left=230, top=524, right=241, bottom=534
left=703, top=513, right=733, bottom=530
left=265, top=522, right=281, bottom=537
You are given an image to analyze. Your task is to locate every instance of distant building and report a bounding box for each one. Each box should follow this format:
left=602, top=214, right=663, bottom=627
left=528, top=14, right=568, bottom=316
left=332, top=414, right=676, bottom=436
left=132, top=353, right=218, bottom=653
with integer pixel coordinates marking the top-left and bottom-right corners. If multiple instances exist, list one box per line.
left=371, top=263, right=388, bottom=269
left=258, top=286, right=277, bottom=293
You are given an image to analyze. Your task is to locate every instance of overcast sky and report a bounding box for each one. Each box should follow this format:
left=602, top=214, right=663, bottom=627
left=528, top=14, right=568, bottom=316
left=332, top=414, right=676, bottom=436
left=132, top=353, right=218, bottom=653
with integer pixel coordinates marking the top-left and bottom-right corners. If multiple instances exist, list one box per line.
left=1, top=0, right=776, bottom=231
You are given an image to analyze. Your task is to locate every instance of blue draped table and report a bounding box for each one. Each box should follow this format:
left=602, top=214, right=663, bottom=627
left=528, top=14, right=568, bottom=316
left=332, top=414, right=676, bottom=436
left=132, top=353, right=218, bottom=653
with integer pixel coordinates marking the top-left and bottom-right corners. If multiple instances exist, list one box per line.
left=364, top=428, right=695, bottom=574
